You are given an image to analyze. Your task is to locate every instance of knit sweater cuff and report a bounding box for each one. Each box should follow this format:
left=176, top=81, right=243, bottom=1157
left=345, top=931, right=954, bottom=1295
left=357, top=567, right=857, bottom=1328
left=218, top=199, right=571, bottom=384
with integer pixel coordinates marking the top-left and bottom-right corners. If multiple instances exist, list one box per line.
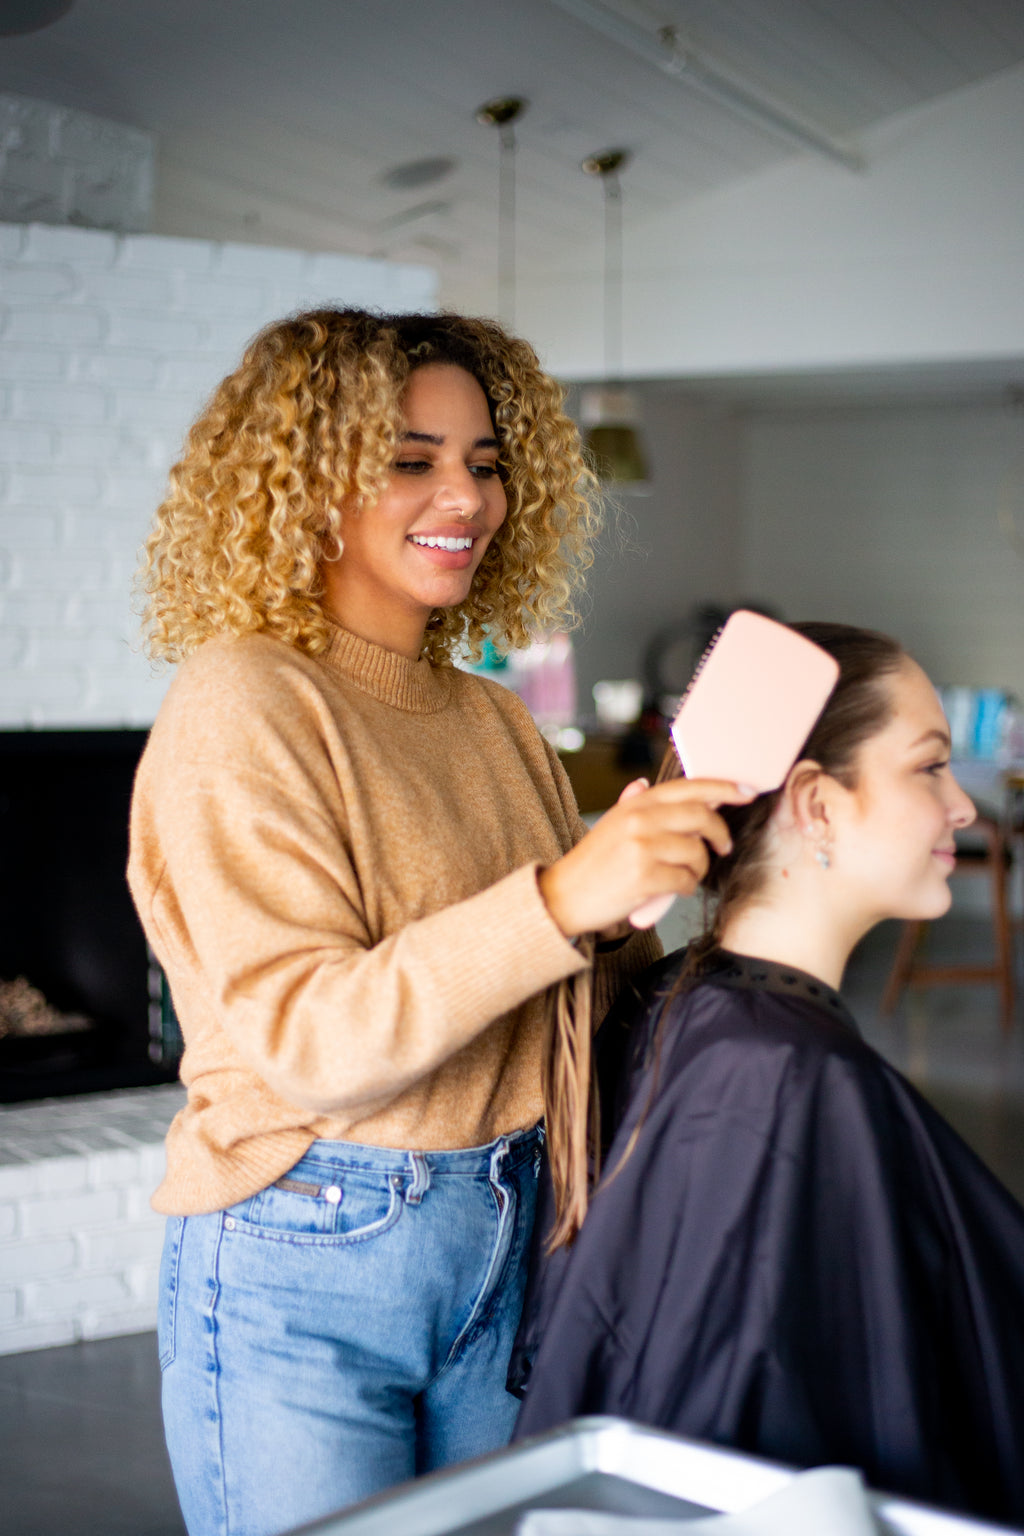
left=426, top=862, right=588, bottom=1040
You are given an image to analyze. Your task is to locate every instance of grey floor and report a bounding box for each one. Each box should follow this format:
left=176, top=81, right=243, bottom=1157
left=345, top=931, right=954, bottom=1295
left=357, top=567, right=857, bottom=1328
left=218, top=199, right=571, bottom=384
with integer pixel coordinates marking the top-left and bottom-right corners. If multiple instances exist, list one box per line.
left=2, top=918, right=1022, bottom=1536
left=0, top=1328, right=183, bottom=1536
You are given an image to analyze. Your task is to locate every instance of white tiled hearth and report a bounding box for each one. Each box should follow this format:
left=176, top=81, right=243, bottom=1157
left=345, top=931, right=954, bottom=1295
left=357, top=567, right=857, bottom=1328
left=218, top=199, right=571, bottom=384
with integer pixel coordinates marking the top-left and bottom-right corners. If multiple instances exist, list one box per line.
left=0, top=1084, right=184, bottom=1355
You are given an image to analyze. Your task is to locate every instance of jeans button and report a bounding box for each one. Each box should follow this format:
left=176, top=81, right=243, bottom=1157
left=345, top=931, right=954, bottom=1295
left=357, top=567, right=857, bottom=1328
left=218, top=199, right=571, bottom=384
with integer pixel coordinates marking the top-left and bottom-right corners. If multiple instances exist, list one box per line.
left=324, top=1186, right=342, bottom=1205
left=224, top=1216, right=236, bottom=1230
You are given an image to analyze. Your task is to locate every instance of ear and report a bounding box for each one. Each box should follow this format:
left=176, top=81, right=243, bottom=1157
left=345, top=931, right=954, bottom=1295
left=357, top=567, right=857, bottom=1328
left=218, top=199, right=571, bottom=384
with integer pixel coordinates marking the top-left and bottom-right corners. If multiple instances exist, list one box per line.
left=778, top=759, right=831, bottom=837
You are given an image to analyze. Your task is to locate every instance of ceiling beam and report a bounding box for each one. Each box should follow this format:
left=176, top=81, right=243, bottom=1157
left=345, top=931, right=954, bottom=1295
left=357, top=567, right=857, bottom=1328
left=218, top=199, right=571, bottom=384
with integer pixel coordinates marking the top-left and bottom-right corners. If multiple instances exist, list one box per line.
left=547, top=0, right=864, bottom=173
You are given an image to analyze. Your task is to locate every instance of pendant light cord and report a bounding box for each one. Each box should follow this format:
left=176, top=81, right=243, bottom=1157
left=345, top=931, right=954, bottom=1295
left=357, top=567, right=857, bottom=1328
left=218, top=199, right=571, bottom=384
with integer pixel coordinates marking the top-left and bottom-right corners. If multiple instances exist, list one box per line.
left=499, top=121, right=517, bottom=327
left=476, top=98, right=526, bottom=328
left=603, top=167, right=622, bottom=384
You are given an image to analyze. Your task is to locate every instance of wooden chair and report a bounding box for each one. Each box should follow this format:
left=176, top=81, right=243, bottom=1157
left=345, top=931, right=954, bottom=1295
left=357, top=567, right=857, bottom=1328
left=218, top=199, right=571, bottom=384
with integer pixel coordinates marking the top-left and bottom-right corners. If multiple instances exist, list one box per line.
left=881, top=813, right=1016, bottom=1033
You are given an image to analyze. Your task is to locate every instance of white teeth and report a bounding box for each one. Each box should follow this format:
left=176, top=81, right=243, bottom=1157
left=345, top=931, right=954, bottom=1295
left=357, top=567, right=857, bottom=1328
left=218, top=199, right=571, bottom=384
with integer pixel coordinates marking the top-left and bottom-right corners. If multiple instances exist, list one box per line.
left=411, top=536, right=473, bottom=551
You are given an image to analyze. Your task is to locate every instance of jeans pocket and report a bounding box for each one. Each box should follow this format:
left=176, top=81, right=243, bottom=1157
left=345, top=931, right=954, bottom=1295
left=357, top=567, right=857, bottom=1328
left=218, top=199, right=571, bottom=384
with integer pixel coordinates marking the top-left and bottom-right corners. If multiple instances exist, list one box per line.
left=226, top=1169, right=405, bottom=1247
left=157, top=1216, right=184, bottom=1371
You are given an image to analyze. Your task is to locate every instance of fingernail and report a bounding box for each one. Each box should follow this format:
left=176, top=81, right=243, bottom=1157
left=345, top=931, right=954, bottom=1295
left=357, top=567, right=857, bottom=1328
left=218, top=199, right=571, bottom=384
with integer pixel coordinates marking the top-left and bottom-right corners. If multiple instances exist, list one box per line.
left=738, top=784, right=757, bottom=797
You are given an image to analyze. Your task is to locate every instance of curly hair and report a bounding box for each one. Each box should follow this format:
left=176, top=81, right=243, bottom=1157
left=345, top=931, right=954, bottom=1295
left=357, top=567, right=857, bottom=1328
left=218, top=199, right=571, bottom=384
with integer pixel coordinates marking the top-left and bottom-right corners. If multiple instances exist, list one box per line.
left=138, top=308, right=603, bottom=665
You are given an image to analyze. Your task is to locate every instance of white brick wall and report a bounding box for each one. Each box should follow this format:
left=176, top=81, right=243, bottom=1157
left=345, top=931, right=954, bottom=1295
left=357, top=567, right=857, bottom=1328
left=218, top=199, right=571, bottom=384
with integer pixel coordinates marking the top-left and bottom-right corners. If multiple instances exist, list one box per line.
left=0, top=1085, right=185, bottom=1354
left=0, top=93, right=154, bottom=234
left=0, top=220, right=437, bottom=727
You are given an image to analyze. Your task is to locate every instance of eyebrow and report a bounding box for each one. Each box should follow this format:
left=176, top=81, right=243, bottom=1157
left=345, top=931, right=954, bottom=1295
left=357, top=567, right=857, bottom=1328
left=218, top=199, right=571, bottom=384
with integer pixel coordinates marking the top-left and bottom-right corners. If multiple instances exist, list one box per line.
left=909, top=728, right=952, bottom=751
left=401, top=430, right=501, bottom=450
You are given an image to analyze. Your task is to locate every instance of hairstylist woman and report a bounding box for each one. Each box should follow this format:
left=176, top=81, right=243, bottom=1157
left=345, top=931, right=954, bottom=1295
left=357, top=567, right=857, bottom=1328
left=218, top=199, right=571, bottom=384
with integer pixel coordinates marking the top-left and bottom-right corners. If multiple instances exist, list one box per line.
left=128, top=309, right=750, bottom=1536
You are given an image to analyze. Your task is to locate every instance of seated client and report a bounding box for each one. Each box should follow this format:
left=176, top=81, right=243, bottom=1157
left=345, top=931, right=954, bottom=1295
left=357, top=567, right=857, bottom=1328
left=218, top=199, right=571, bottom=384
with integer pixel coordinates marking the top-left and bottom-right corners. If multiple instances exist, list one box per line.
left=512, top=622, right=1024, bottom=1528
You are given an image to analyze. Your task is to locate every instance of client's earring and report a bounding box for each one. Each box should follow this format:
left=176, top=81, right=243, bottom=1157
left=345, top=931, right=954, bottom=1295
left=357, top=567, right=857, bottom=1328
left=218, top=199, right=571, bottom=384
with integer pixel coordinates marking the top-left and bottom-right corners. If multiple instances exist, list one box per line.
left=804, top=825, right=832, bottom=870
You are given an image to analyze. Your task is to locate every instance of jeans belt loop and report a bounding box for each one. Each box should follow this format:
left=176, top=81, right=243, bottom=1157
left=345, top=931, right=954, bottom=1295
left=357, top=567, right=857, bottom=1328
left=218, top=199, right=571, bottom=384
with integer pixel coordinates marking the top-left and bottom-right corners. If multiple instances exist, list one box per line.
left=489, top=1136, right=510, bottom=1185
left=405, top=1150, right=430, bottom=1204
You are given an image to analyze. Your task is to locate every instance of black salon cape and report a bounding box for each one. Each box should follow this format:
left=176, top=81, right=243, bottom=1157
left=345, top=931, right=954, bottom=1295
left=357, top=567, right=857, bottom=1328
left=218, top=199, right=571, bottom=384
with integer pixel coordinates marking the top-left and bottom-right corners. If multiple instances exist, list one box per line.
left=510, top=951, right=1024, bottom=1527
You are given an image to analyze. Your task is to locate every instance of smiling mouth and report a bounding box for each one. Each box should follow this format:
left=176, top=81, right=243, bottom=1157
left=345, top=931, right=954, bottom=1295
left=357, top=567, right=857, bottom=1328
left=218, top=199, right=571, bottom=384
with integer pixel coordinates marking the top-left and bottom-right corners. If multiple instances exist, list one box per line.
left=410, top=535, right=474, bottom=551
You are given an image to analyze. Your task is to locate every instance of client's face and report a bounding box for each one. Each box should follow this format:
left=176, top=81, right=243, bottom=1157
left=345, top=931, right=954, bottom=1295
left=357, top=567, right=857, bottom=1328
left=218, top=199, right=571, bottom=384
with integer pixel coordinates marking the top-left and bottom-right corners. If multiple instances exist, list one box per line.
left=830, top=660, right=976, bottom=927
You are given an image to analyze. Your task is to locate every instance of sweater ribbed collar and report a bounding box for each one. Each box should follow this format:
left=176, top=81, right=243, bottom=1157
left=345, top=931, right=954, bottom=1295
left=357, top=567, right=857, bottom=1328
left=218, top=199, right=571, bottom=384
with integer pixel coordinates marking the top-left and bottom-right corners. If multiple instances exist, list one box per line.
left=320, top=621, right=453, bottom=713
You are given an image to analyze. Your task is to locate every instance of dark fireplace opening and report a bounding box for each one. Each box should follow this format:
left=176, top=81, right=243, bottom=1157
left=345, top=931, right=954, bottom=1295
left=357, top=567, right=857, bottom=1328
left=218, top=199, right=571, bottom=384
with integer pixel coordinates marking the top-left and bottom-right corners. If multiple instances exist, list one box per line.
left=0, top=729, right=182, bottom=1104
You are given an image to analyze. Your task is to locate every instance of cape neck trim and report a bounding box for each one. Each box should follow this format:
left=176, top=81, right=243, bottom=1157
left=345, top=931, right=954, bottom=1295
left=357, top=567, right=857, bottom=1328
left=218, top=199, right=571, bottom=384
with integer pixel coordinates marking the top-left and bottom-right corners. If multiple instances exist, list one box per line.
left=319, top=622, right=453, bottom=713
left=708, top=949, right=860, bottom=1035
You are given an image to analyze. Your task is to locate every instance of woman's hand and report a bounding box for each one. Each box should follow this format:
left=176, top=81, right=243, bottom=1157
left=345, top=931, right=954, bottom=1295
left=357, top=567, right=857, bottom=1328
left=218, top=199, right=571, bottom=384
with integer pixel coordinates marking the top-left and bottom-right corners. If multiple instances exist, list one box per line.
left=539, top=778, right=755, bottom=940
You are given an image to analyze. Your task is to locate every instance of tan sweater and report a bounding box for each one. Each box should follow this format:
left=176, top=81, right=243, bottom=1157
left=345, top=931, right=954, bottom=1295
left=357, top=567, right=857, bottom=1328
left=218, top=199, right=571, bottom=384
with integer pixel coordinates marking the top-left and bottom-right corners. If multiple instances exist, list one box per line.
left=129, top=624, right=660, bottom=1214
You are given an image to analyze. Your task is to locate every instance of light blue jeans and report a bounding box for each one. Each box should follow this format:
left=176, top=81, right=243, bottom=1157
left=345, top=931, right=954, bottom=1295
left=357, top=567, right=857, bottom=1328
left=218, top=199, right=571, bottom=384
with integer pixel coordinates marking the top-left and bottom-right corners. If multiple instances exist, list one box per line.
left=157, top=1127, right=541, bottom=1536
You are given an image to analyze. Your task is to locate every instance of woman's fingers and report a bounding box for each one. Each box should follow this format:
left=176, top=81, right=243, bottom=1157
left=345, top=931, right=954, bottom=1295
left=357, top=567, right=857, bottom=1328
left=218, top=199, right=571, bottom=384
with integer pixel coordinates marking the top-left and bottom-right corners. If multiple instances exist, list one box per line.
left=618, top=789, right=735, bottom=860
left=648, top=776, right=756, bottom=813
left=612, top=778, right=750, bottom=865
left=540, top=779, right=755, bottom=938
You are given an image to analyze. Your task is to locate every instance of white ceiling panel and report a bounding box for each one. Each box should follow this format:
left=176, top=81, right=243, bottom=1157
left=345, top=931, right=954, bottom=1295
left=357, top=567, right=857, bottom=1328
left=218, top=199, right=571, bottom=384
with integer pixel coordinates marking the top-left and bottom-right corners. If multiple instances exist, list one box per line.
left=0, top=0, right=1021, bottom=309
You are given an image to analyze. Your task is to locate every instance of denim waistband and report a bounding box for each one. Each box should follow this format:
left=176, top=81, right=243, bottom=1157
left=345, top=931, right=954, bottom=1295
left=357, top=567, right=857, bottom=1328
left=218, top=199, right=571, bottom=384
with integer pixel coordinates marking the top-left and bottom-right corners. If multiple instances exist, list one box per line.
left=287, top=1124, right=543, bottom=1184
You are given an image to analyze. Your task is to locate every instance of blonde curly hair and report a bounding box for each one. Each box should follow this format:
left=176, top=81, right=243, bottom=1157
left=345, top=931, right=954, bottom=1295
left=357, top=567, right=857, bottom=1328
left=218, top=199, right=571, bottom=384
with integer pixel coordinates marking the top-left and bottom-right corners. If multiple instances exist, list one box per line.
left=138, top=308, right=602, bottom=665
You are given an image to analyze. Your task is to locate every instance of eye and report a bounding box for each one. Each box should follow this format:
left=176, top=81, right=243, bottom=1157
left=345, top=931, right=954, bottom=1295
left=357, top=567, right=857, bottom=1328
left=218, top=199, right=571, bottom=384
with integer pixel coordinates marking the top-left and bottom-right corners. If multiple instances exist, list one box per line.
left=394, top=458, right=431, bottom=475
left=470, top=462, right=501, bottom=479
left=921, top=759, right=950, bottom=776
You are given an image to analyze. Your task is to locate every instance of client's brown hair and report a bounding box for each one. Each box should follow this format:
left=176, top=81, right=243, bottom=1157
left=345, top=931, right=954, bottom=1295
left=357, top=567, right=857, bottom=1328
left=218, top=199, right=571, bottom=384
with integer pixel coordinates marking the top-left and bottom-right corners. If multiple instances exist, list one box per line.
left=544, top=620, right=907, bottom=1249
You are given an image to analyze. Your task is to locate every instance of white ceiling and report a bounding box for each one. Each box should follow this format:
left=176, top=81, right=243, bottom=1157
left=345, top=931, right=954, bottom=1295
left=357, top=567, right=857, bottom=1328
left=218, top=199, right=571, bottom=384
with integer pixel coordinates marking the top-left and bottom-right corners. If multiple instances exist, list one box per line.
left=2, top=0, right=1023, bottom=405
left=2, top=0, right=1024, bottom=318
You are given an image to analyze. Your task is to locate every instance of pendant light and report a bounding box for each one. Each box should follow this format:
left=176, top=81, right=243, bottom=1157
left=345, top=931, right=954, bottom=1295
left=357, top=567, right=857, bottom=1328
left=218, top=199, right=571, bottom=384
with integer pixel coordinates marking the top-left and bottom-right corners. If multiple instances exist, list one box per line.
left=475, top=96, right=526, bottom=326
left=581, top=149, right=649, bottom=488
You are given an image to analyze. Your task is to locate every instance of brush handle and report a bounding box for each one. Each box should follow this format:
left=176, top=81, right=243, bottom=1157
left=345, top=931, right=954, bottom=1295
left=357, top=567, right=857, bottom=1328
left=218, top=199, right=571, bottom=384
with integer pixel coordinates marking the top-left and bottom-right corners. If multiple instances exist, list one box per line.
left=628, top=892, right=675, bottom=929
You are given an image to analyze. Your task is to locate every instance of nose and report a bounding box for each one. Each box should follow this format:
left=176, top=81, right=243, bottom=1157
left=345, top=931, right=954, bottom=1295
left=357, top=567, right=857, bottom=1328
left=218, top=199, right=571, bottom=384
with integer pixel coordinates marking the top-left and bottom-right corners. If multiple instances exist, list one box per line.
left=947, top=775, right=977, bottom=830
left=433, top=460, right=484, bottom=515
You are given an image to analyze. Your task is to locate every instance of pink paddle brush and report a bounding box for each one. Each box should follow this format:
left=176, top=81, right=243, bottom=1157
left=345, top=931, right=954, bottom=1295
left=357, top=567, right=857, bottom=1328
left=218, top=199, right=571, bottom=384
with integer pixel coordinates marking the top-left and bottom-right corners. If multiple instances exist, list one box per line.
left=629, top=611, right=840, bottom=928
